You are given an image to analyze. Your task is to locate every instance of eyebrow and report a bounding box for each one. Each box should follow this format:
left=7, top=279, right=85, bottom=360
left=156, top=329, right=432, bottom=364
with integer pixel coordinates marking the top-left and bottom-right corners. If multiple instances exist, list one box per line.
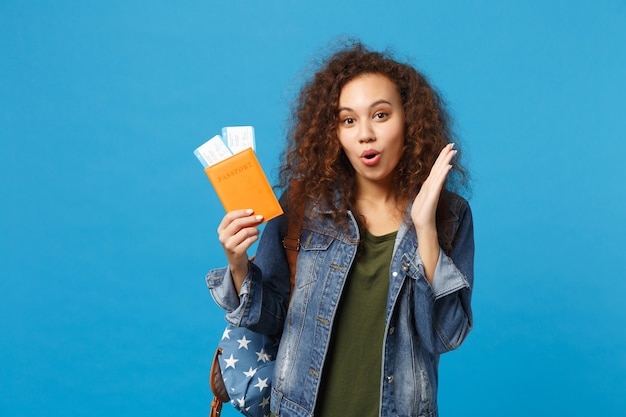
left=338, top=99, right=393, bottom=112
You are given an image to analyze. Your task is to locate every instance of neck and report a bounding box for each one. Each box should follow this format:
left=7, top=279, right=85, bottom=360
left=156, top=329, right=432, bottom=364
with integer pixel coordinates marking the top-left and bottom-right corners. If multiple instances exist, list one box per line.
left=354, top=176, right=404, bottom=206
left=354, top=179, right=407, bottom=235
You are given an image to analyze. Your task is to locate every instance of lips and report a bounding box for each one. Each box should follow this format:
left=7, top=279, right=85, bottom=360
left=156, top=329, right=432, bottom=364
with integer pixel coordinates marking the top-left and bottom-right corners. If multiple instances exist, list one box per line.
left=360, top=149, right=381, bottom=166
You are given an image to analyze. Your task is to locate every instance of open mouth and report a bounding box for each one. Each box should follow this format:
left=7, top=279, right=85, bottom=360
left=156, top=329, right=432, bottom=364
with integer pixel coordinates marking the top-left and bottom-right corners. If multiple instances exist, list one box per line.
left=361, top=150, right=381, bottom=165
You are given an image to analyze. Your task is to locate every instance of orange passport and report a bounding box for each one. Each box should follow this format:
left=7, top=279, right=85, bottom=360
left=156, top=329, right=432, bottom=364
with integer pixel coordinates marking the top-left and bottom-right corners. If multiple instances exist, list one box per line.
left=204, top=147, right=283, bottom=222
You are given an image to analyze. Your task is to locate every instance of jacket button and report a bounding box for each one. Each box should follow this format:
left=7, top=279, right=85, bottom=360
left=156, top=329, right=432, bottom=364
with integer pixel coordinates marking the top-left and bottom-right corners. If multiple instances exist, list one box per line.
left=401, top=263, right=409, bottom=271
left=386, top=375, right=394, bottom=383
left=388, top=327, right=395, bottom=335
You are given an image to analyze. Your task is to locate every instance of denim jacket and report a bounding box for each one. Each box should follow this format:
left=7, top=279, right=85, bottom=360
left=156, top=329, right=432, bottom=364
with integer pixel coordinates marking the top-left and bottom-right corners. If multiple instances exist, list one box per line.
left=207, top=195, right=474, bottom=417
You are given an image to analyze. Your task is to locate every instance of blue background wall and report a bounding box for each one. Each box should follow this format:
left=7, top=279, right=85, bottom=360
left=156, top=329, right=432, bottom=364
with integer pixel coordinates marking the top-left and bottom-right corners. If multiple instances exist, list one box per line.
left=2, top=1, right=625, bottom=416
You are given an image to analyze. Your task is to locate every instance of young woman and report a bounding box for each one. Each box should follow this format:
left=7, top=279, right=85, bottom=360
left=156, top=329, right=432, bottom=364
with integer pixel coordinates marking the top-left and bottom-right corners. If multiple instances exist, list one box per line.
left=208, top=41, right=474, bottom=417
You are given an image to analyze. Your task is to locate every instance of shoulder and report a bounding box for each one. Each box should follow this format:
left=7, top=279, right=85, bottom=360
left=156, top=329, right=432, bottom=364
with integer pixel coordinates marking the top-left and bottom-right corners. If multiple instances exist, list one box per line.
left=440, top=192, right=473, bottom=253
left=443, top=191, right=471, bottom=220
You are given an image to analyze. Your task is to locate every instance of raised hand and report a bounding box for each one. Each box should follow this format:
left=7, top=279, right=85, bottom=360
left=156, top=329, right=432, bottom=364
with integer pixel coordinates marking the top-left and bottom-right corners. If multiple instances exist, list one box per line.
left=410, top=143, right=456, bottom=282
left=217, top=209, right=264, bottom=290
left=411, top=143, right=456, bottom=231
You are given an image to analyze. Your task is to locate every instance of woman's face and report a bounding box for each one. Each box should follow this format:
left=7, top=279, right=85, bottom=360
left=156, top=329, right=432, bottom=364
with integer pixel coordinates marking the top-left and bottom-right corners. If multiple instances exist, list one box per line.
left=337, top=73, right=405, bottom=188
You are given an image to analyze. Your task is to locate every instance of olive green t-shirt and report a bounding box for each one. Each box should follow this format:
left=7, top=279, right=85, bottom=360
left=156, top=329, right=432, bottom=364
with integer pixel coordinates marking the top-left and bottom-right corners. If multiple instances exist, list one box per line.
left=314, top=230, right=397, bottom=417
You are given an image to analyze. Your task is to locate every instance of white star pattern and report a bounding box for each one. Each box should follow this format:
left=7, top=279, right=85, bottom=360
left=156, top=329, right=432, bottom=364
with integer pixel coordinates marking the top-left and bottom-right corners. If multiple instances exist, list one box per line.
left=259, top=396, right=270, bottom=408
left=221, top=328, right=231, bottom=340
left=253, top=377, right=269, bottom=392
left=255, top=348, right=272, bottom=363
left=237, top=335, right=252, bottom=349
left=220, top=326, right=277, bottom=417
left=224, top=354, right=239, bottom=369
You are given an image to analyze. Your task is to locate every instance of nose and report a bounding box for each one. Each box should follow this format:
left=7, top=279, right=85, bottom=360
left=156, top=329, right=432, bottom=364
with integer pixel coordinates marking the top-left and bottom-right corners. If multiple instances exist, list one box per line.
left=357, top=120, right=375, bottom=143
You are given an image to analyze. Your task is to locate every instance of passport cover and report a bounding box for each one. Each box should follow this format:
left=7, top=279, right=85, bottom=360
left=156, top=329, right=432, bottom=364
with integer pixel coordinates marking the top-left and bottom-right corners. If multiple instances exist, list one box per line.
left=204, top=147, right=283, bottom=222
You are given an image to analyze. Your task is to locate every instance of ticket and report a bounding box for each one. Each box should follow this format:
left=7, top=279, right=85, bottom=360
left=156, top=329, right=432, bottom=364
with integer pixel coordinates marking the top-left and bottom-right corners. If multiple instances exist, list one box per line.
left=222, top=126, right=256, bottom=154
left=193, top=135, right=233, bottom=168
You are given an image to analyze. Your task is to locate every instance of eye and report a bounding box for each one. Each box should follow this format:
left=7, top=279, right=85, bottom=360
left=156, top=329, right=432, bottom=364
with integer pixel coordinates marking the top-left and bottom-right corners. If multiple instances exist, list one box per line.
left=342, top=117, right=355, bottom=125
left=374, top=112, right=388, bottom=120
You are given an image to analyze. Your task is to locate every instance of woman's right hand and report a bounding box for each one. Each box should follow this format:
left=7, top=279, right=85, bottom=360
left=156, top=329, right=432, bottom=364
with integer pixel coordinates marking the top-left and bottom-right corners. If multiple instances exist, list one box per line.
left=217, top=209, right=264, bottom=290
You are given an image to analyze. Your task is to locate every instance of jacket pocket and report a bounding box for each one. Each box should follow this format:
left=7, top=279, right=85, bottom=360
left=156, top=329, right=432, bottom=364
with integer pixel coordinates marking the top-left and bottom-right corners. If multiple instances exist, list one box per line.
left=295, top=229, right=335, bottom=287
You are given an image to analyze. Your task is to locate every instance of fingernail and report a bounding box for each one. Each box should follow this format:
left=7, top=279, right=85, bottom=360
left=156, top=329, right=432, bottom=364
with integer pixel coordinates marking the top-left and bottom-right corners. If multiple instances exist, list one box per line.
left=245, top=209, right=253, bottom=215
left=255, top=215, right=264, bottom=221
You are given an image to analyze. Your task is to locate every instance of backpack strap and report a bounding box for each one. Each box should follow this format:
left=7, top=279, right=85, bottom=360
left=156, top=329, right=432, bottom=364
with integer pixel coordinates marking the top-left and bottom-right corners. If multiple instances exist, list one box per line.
left=209, top=347, right=228, bottom=417
left=282, top=212, right=302, bottom=294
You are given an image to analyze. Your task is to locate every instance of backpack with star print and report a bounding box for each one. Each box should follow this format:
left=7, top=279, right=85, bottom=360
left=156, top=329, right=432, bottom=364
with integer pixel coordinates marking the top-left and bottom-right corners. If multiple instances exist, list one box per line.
left=209, top=213, right=301, bottom=417
left=211, top=324, right=279, bottom=417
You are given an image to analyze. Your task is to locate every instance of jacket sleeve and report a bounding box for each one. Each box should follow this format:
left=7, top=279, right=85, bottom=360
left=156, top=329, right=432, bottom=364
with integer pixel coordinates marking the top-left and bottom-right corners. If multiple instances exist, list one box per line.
left=206, top=213, right=292, bottom=337
left=411, top=199, right=474, bottom=354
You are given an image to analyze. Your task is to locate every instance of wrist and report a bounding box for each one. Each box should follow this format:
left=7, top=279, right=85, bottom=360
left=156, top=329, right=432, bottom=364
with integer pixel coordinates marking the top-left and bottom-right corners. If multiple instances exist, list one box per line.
left=415, top=224, right=437, bottom=237
left=229, top=260, right=250, bottom=291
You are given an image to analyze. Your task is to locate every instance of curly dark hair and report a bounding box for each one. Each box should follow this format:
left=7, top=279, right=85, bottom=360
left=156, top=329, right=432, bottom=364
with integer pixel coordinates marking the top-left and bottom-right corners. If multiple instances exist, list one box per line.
left=278, top=41, right=470, bottom=253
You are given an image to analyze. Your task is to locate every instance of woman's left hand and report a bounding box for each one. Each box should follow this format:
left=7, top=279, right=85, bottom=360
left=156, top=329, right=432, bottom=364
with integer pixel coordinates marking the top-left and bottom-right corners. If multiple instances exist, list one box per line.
left=411, top=143, right=456, bottom=282
left=411, top=143, right=457, bottom=232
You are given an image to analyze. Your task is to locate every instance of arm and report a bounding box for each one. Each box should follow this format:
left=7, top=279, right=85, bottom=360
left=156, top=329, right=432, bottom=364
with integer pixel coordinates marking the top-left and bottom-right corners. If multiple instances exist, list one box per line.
left=207, top=212, right=292, bottom=336
left=410, top=144, right=473, bottom=353
left=411, top=143, right=457, bottom=283
left=412, top=199, right=474, bottom=353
